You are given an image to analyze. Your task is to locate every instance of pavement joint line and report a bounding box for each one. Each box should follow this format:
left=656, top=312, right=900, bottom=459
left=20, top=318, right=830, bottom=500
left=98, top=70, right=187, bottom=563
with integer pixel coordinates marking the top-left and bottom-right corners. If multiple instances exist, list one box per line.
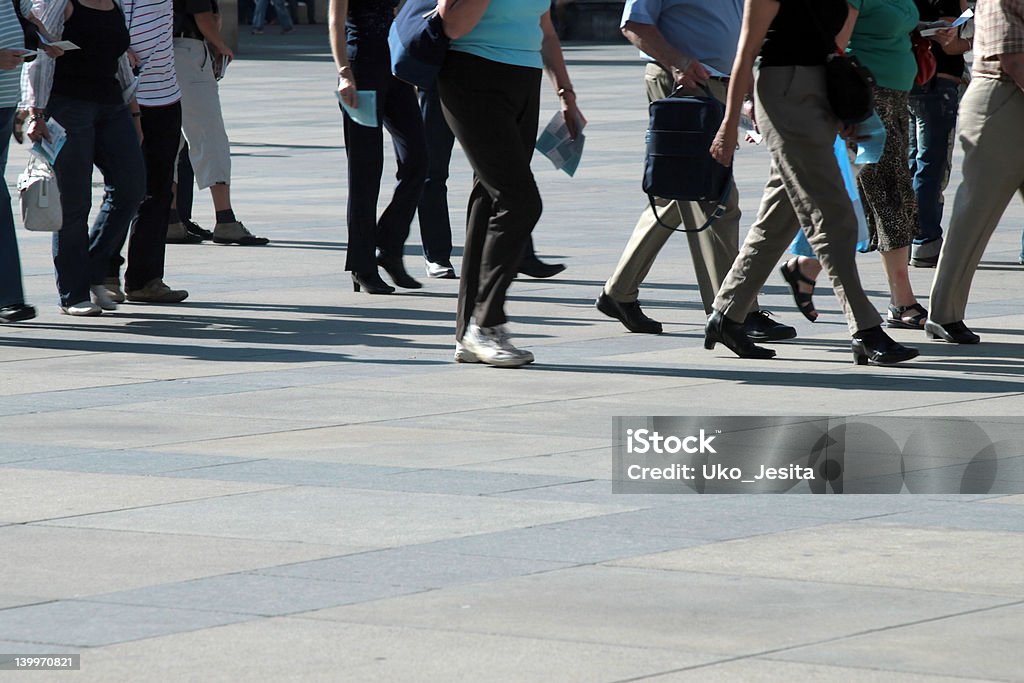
left=608, top=597, right=1024, bottom=683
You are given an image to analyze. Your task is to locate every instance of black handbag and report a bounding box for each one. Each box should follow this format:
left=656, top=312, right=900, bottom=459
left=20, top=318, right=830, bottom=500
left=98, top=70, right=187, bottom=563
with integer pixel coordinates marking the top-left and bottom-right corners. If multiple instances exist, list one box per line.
left=803, top=0, right=876, bottom=125
left=643, top=84, right=732, bottom=233
left=388, top=0, right=450, bottom=91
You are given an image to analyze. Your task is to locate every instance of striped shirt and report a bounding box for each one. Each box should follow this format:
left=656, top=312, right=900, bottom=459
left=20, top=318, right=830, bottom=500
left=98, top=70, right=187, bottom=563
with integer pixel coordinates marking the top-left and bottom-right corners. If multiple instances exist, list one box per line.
left=973, top=0, right=1024, bottom=80
left=124, top=0, right=180, bottom=106
left=0, top=0, right=30, bottom=108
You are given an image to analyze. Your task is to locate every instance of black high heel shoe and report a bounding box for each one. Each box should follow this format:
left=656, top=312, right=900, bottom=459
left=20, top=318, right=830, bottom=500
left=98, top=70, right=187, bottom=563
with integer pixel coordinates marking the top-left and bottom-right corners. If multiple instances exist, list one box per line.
left=377, top=256, right=422, bottom=289
left=704, top=309, right=776, bottom=359
left=851, top=326, right=920, bottom=365
left=351, top=271, right=395, bottom=295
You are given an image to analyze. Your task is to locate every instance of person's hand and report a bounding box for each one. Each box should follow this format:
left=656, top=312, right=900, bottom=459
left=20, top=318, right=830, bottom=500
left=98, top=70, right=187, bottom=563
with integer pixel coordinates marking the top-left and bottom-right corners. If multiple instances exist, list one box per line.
left=741, top=98, right=760, bottom=143
left=932, top=28, right=964, bottom=55
left=127, top=48, right=141, bottom=69
left=40, top=45, right=64, bottom=59
left=26, top=115, right=50, bottom=144
left=710, top=123, right=737, bottom=166
left=839, top=122, right=862, bottom=142
left=0, top=48, right=28, bottom=70
left=338, top=67, right=358, bottom=109
left=671, top=59, right=710, bottom=90
left=210, top=42, right=234, bottom=61
left=559, top=90, right=586, bottom=140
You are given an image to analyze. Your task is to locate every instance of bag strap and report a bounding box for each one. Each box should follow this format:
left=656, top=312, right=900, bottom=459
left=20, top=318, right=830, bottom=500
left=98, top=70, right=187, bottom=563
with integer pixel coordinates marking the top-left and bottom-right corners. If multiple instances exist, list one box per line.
left=649, top=172, right=733, bottom=234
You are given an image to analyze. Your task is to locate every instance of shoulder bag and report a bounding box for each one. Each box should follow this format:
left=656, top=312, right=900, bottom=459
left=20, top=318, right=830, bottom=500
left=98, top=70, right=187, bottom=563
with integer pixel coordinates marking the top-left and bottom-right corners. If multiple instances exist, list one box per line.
left=802, top=0, right=876, bottom=125
left=18, top=157, right=62, bottom=232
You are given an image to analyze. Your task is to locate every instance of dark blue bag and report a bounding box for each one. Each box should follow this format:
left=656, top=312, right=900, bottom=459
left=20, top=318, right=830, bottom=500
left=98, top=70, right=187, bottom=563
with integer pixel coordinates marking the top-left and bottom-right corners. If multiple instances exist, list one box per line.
left=643, top=85, right=732, bottom=233
left=389, top=1, right=450, bottom=91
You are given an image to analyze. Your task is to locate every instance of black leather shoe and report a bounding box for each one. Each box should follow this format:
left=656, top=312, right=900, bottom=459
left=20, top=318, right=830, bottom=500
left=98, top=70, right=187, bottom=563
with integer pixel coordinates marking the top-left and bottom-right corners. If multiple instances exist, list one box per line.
left=351, top=271, right=395, bottom=294
left=852, top=326, right=920, bottom=365
left=0, top=303, right=37, bottom=323
left=184, top=219, right=213, bottom=241
left=705, top=309, right=776, bottom=359
left=377, top=256, right=422, bottom=289
left=518, top=257, right=566, bottom=279
left=595, top=292, right=662, bottom=334
left=924, top=320, right=980, bottom=345
left=743, top=310, right=797, bottom=342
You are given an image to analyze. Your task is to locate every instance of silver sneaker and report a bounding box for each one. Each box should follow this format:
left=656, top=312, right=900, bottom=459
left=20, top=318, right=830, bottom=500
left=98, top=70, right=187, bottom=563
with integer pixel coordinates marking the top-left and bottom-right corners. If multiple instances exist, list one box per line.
left=90, top=285, right=118, bottom=311
left=425, top=259, right=456, bottom=279
left=461, top=324, right=534, bottom=367
left=60, top=300, right=102, bottom=316
left=103, top=276, right=126, bottom=303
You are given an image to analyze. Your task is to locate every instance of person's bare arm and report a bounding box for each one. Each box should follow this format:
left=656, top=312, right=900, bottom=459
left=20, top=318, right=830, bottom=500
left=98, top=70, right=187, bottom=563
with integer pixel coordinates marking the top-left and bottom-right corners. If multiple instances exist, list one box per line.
left=999, top=52, right=1024, bottom=92
left=835, top=4, right=859, bottom=52
left=621, top=20, right=709, bottom=87
left=710, top=0, right=779, bottom=166
left=540, top=11, right=585, bottom=139
left=194, top=12, right=233, bottom=58
left=328, top=0, right=357, bottom=108
left=438, top=0, right=488, bottom=39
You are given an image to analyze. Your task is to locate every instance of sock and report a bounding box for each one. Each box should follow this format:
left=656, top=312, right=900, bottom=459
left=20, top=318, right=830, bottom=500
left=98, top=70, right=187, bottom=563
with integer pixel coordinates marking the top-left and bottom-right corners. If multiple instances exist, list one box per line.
left=216, top=209, right=236, bottom=224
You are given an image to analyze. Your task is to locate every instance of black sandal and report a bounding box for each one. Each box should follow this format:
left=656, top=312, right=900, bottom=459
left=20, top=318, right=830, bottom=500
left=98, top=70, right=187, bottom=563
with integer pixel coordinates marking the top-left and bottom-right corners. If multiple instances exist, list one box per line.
left=779, top=259, right=818, bottom=322
left=887, top=303, right=928, bottom=329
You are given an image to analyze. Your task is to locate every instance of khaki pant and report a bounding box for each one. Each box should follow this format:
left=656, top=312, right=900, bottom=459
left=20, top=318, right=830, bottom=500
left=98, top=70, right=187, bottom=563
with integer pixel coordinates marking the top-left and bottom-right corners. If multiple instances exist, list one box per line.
left=174, top=38, right=232, bottom=189
left=604, top=64, right=752, bottom=314
left=714, top=65, right=881, bottom=336
left=929, top=77, right=1024, bottom=324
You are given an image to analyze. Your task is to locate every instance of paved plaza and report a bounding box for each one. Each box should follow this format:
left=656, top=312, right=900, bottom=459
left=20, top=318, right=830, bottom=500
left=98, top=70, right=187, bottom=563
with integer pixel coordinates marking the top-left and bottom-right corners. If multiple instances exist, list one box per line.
left=1, top=28, right=1023, bottom=682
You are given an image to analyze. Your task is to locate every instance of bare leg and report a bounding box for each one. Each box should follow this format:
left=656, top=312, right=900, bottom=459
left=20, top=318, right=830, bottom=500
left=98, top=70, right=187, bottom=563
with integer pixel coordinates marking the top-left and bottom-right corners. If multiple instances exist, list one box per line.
left=210, top=182, right=231, bottom=213
left=881, top=247, right=916, bottom=307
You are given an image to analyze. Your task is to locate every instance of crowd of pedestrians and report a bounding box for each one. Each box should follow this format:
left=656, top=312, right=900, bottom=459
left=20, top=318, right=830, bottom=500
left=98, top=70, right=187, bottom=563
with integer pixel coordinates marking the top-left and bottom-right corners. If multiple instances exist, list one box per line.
left=2, top=0, right=1022, bottom=370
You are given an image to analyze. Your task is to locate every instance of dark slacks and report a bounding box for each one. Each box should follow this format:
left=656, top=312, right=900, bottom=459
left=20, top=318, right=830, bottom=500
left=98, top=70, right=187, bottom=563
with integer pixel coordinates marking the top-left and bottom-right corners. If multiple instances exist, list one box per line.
left=438, top=51, right=543, bottom=340
left=417, top=88, right=455, bottom=264
left=112, top=101, right=182, bottom=290
left=342, top=56, right=427, bottom=272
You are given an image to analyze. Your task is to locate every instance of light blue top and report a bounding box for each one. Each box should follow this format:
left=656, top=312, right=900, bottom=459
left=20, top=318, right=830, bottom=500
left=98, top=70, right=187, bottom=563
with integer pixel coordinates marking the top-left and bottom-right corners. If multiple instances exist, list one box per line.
left=449, top=0, right=549, bottom=70
left=621, top=0, right=743, bottom=76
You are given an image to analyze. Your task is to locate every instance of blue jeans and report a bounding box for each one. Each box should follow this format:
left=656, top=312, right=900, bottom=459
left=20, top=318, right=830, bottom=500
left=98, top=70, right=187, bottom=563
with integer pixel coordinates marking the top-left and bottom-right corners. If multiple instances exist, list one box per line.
left=417, top=88, right=455, bottom=264
left=0, top=107, right=25, bottom=307
left=49, top=95, right=146, bottom=306
left=252, top=0, right=293, bottom=30
left=908, top=78, right=960, bottom=245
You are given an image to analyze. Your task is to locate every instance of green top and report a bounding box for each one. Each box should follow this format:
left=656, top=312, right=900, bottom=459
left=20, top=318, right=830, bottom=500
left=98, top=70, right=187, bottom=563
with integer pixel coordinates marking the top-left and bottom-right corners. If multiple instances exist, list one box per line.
left=846, top=0, right=920, bottom=91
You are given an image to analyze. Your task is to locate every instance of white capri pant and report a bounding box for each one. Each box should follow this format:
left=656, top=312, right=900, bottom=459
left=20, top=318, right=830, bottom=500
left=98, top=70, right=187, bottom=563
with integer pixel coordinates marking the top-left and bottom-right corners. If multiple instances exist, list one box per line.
left=173, top=37, right=231, bottom=189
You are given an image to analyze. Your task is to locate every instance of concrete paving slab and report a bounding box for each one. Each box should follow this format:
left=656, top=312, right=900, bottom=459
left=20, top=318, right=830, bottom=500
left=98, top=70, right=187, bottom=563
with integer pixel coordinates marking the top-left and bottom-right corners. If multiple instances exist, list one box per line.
left=0, top=526, right=365, bottom=598
left=637, top=659, right=996, bottom=682
left=306, top=565, right=1011, bottom=655
left=611, top=524, right=1024, bottom=598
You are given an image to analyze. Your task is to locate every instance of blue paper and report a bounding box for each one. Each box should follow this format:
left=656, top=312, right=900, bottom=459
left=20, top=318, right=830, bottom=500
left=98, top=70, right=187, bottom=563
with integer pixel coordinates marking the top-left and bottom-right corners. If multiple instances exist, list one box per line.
left=855, top=112, right=886, bottom=166
left=338, top=90, right=378, bottom=128
left=535, top=111, right=586, bottom=177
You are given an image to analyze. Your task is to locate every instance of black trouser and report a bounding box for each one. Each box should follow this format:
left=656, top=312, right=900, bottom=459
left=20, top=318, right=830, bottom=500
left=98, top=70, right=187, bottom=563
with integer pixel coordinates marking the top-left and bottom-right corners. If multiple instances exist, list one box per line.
left=342, top=54, right=427, bottom=272
left=417, top=88, right=455, bottom=264
left=176, top=140, right=194, bottom=222
left=438, top=51, right=543, bottom=340
left=110, top=101, right=182, bottom=290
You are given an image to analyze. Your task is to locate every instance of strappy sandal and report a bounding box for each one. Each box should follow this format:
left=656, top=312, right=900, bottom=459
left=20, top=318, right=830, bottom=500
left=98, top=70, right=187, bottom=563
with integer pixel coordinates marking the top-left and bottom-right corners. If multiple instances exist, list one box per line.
left=779, top=259, right=818, bottom=322
left=887, top=303, right=928, bottom=329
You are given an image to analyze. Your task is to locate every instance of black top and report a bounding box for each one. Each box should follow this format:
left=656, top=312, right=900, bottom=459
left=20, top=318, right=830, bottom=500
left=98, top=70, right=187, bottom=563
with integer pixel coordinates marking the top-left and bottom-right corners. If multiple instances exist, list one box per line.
left=915, top=0, right=965, bottom=79
left=173, top=0, right=217, bottom=40
left=346, top=0, right=397, bottom=62
left=52, top=0, right=130, bottom=104
left=760, top=0, right=849, bottom=67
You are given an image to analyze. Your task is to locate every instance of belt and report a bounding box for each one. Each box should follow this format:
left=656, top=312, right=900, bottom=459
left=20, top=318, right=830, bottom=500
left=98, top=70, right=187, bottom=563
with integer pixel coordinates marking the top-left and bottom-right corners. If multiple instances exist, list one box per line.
left=708, top=75, right=730, bottom=83
left=173, top=33, right=203, bottom=40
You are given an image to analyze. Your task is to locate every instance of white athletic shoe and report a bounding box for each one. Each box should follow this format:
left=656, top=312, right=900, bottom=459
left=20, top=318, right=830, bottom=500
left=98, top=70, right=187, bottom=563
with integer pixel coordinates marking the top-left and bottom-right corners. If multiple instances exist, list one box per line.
left=461, top=324, right=534, bottom=367
left=61, top=301, right=102, bottom=316
left=454, top=341, right=480, bottom=364
left=90, top=285, right=118, bottom=311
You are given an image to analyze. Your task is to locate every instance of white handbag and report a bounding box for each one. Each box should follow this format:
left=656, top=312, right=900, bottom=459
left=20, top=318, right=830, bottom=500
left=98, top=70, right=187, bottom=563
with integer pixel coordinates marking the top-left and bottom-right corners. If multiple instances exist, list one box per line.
left=18, top=156, right=62, bottom=232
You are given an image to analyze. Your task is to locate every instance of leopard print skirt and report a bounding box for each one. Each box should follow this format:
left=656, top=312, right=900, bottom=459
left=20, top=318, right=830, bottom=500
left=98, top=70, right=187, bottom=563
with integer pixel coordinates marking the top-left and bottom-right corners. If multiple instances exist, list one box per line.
left=857, top=87, right=920, bottom=252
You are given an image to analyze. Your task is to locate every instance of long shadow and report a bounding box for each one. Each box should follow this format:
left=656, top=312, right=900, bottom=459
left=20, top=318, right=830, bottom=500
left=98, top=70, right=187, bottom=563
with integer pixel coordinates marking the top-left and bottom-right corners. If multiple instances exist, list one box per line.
left=263, top=240, right=466, bottom=259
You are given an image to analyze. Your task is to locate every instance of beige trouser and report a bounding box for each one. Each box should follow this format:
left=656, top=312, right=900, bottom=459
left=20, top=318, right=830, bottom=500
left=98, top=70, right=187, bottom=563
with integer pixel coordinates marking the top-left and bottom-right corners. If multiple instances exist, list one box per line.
left=604, top=64, right=753, bottom=314
left=929, top=77, right=1024, bottom=325
left=173, top=38, right=232, bottom=189
left=714, top=65, right=882, bottom=336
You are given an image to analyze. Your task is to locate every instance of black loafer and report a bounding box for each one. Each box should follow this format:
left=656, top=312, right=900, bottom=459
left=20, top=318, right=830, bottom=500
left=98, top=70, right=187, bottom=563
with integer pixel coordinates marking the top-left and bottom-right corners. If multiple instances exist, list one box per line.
left=705, top=309, right=776, bottom=359
left=0, top=303, right=37, bottom=323
left=518, top=258, right=565, bottom=279
left=595, top=291, right=662, bottom=334
left=743, top=310, right=797, bottom=342
left=925, top=320, right=980, bottom=345
left=852, top=326, right=920, bottom=365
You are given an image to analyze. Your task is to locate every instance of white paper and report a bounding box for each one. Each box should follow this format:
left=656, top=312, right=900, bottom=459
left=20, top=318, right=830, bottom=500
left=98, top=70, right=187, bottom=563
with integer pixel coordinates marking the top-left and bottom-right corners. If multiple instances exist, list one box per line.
left=37, top=33, right=80, bottom=51
left=535, top=111, right=586, bottom=177
left=29, top=119, right=67, bottom=165
left=918, top=8, right=973, bottom=37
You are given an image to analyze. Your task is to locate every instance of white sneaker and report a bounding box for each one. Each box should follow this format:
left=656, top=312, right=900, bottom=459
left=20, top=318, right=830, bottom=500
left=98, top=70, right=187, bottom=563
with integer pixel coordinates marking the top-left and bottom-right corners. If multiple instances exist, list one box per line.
left=461, top=324, right=534, bottom=367
left=90, top=285, right=118, bottom=311
left=425, top=259, right=456, bottom=279
left=454, top=341, right=480, bottom=363
left=60, top=301, right=102, bottom=316
left=103, top=277, right=126, bottom=303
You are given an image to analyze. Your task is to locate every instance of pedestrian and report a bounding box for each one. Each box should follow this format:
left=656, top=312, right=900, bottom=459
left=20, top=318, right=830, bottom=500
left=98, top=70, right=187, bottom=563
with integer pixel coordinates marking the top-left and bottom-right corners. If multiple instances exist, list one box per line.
left=439, top=0, right=585, bottom=366
left=25, top=0, right=147, bottom=316
left=926, top=0, right=1024, bottom=345
left=251, top=0, right=293, bottom=34
left=708, top=0, right=918, bottom=366
left=330, top=0, right=427, bottom=294
left=597, top=0, right=795, bottom=344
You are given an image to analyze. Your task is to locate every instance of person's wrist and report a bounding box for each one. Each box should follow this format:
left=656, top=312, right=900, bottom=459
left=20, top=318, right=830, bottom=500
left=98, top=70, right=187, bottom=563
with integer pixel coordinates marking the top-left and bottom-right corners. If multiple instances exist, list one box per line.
left=557, top=86, right=574, bottom=100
